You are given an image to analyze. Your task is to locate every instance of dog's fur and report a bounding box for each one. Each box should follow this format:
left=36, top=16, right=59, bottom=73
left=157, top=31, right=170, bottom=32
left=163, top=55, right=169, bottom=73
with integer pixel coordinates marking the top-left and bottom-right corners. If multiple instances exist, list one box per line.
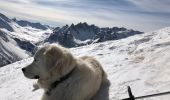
left=22, top=44, right=107, bottom=100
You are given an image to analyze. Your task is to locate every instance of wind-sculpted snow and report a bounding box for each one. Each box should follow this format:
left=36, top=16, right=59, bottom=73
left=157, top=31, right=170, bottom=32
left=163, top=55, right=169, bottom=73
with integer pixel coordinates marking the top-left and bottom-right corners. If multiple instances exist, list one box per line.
left=0, top=27, right=170, bottom=100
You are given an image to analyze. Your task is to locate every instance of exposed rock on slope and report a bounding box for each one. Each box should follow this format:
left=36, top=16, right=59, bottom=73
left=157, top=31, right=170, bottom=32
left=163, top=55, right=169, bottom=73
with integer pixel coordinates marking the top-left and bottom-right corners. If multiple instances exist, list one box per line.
left=46, top=22, right=143, bottom=47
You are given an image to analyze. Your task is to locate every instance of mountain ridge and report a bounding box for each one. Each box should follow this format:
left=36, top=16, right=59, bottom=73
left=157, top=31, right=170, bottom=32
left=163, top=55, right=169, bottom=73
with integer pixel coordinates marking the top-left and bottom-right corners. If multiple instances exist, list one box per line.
left=12, top=18, right=48, bottom=30
left=0, top=12, right=143, bottom=66
left=46, top=22, right=143, bottom=47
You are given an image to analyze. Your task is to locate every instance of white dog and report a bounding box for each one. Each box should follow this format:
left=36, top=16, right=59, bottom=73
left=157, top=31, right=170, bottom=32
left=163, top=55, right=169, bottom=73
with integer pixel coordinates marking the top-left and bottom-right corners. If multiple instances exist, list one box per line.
left=22, top=44, right=107, bottom=100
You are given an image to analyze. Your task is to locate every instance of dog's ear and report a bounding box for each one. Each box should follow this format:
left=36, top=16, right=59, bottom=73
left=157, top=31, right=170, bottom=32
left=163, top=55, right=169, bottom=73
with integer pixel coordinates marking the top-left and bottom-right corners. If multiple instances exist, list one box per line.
left=44, top=46, right=63, bottom=70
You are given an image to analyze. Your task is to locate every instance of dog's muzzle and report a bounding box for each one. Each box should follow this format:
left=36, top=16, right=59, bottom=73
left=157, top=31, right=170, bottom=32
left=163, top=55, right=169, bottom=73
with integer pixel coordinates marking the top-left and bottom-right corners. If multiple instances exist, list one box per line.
left=21, top=68, right=40, bottom=79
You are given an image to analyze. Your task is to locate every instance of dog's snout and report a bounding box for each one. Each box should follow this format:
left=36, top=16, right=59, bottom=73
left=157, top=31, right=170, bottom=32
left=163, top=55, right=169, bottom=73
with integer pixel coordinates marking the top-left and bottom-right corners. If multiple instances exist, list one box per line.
left=22, top=68, right=26, bottom=72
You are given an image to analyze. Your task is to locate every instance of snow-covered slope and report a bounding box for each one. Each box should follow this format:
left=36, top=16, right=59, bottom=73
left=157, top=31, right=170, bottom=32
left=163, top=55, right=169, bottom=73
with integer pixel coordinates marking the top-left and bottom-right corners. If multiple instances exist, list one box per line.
left=0, top=13, right=14, bottom=32
left=8, top=23, right=52, bottom=44
left=0, top=13, right=52, bottom=44
left=13, top=18, right=48, bottom=30
left=1, top=27, right=170, bottom=100
left=0, top=30, right=29, bottom=67
left=0, top=13, right=52, bottom=66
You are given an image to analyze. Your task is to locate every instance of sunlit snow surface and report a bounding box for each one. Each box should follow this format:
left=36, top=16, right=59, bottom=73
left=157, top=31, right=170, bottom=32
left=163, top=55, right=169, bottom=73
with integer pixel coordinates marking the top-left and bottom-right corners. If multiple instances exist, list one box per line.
left=8, top=22, right=52, bottom=43
left=1, top=27, right=170, bottom=100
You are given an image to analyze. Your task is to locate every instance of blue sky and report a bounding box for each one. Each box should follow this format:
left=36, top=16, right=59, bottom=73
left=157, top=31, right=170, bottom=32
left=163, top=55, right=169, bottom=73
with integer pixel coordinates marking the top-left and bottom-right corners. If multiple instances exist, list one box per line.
left=0, top=0, right=170, bottom=32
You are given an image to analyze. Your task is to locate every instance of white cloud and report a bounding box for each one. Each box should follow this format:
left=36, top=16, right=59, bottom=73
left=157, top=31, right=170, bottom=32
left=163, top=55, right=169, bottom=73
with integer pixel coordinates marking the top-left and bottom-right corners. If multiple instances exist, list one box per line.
left=0, top=0, right=170, bottom=32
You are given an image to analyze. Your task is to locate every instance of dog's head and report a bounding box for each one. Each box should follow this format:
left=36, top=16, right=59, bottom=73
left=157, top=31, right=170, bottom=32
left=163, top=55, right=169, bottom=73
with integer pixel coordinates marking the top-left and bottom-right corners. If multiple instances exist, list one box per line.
left=22, top=44, right=74, bottom=80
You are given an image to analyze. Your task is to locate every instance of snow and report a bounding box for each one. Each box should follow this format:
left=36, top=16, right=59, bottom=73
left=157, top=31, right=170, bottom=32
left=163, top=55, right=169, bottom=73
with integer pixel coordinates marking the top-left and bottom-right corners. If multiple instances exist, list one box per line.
left=8, top=22, right=52, bottom=43
left=0, top=37, right=28, bottom=58
left=0, top=29, right=29, bottom=66
left=74, top=38, right=92, bottom=44
left=1, top=27, right=170, bottom=100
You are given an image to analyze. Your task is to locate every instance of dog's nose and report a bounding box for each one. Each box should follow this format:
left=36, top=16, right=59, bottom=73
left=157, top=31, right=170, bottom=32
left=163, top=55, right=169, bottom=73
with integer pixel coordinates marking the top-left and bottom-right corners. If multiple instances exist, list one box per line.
left=22, top=68, right=26, bottom=72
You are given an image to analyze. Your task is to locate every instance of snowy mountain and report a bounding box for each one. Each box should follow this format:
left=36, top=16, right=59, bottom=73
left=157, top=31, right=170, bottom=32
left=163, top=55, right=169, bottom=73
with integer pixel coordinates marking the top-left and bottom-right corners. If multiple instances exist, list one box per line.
left=46, top=22, right=143, bottom=47
left=0, top=13, right=52, bottom=67
left=0, top=13, right=52, bottom=44
left=0, top=29, right=29, bottom=67
left=0, top=13, right=14, bottom=32
left=12, top=18, right=48, bottom=30
left=1, top=27, right=170, bottom=100
left=0, top=12, right=142, bottom=50
left=0, top=12, right=143, bottom=67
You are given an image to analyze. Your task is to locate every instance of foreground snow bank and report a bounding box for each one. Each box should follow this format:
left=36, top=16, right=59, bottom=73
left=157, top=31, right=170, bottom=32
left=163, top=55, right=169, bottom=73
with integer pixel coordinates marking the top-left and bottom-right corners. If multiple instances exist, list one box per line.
left=1, top=27, right=170, bottom=100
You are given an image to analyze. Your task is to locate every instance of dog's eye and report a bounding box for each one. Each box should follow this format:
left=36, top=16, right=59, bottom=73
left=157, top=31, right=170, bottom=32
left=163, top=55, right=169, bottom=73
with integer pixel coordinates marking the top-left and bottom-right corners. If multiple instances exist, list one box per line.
left=34, top=59, right=38, bottom=62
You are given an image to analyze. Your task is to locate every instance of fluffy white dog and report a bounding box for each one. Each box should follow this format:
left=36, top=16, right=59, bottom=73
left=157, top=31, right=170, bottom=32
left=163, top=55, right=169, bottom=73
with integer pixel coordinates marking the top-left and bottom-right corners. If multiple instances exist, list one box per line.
left=22, top=44, right=107, bottom=100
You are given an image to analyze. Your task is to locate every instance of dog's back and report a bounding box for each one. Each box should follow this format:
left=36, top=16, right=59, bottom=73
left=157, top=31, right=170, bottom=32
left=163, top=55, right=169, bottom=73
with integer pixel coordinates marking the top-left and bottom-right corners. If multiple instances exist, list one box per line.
left=42, top=56, right=107, bottom=100
left=80, top=56, right=107, bottom=83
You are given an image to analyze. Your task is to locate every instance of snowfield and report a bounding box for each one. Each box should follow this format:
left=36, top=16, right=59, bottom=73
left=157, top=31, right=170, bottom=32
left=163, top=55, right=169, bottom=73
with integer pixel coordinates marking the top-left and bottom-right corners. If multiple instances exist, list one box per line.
left=1, top=27, right=170, bottom=100
left=9, top=22, right=52, bottom=43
